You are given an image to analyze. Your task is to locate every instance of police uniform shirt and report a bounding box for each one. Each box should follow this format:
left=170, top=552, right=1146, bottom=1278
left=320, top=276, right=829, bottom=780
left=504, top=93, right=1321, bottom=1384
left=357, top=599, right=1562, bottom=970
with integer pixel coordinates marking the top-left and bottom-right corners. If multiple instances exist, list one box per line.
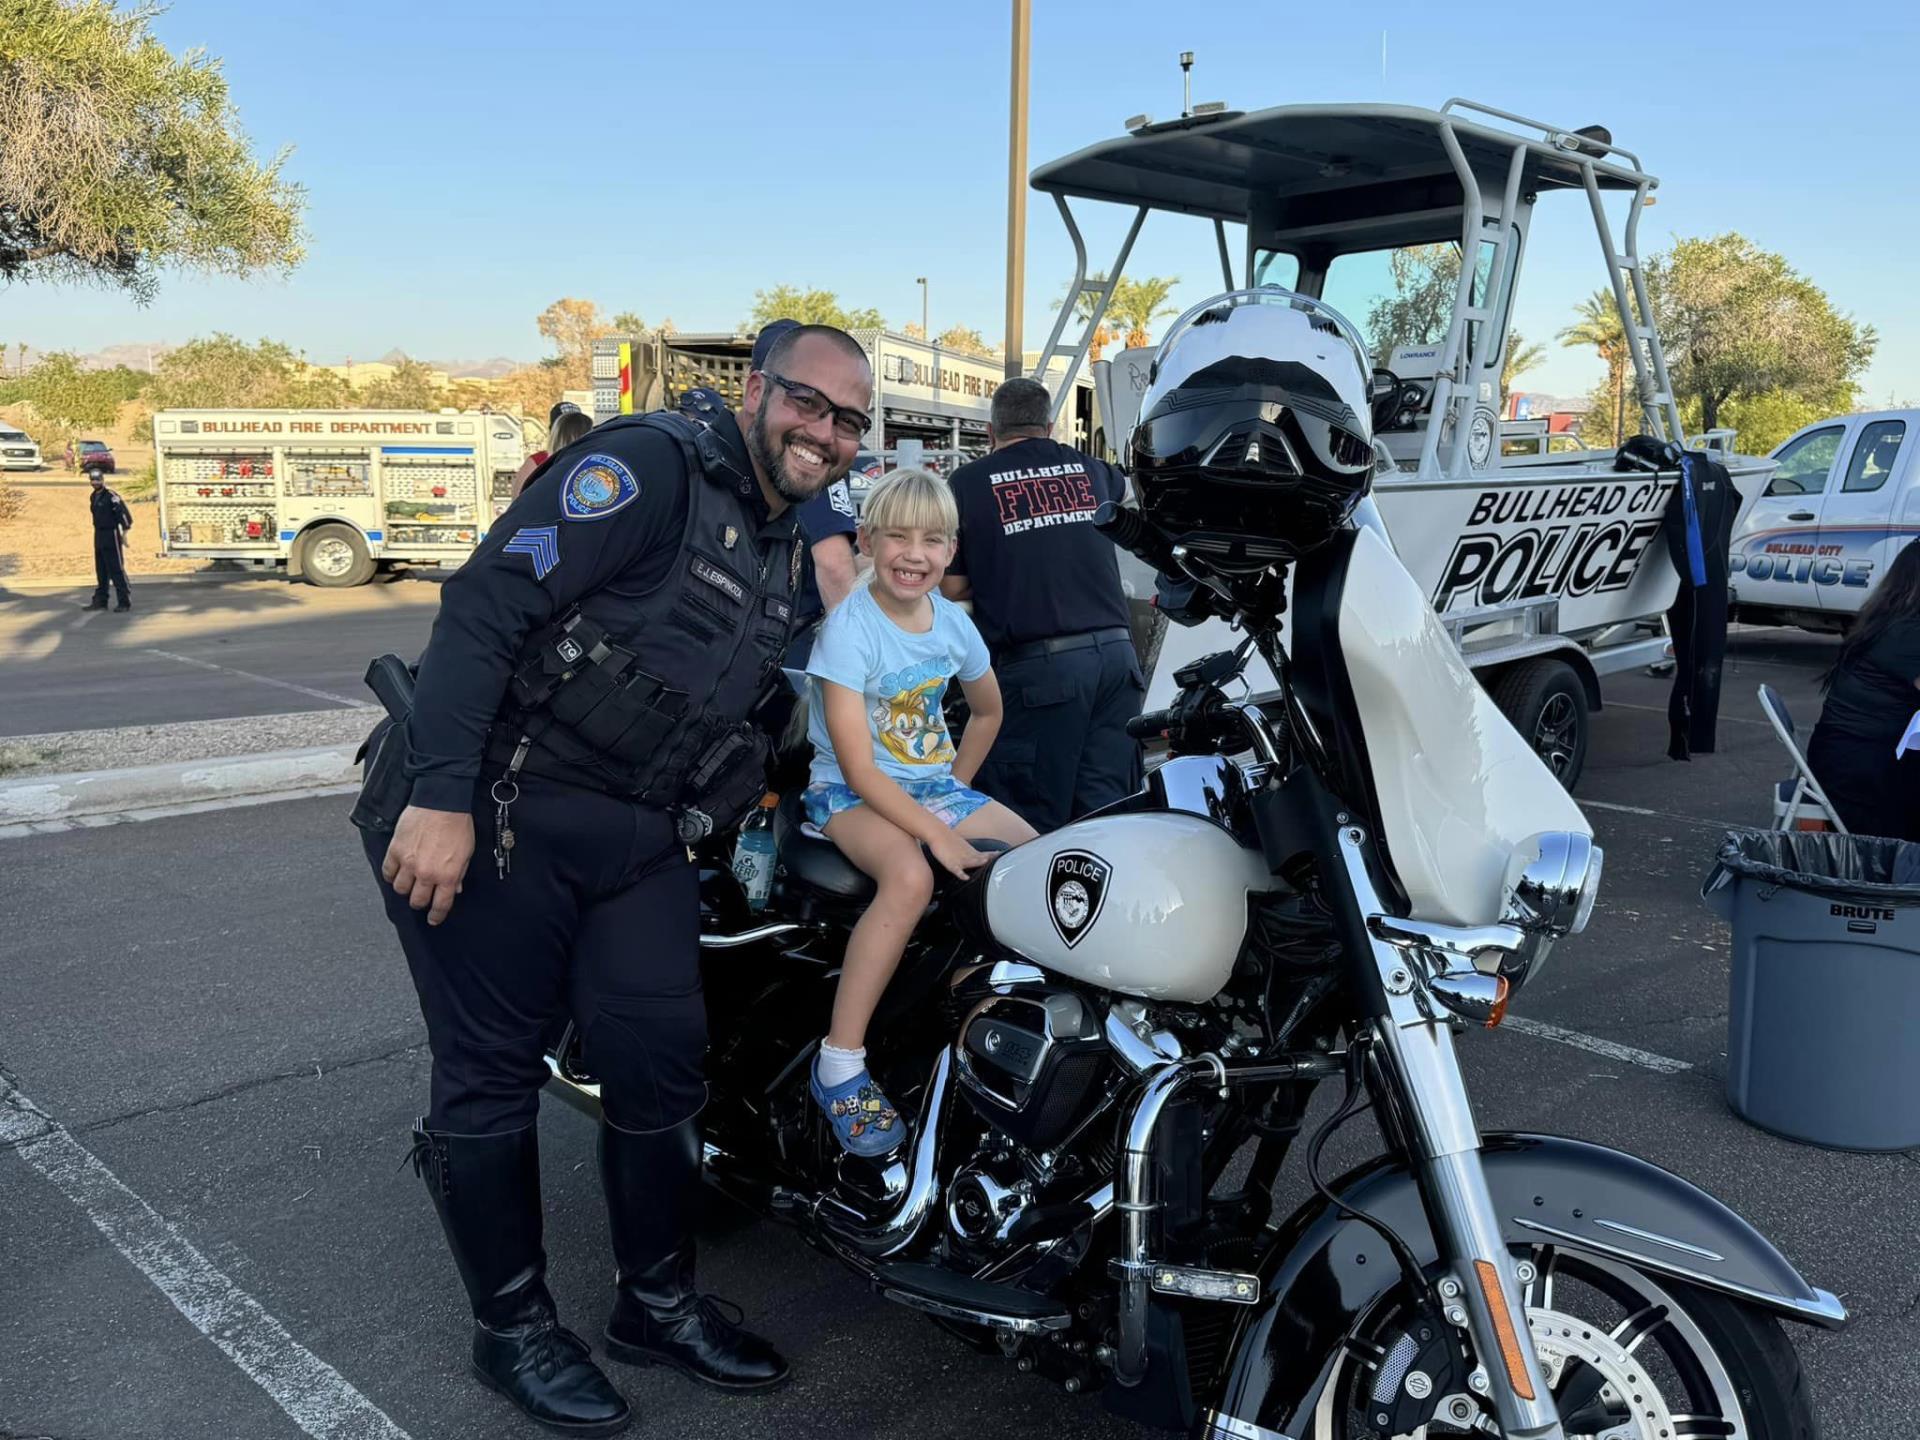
left=947, top=436, right=1132, bottom=649
left=90, top=486, right=130, bottom=531
left=404, top=410, right=798, bottom=812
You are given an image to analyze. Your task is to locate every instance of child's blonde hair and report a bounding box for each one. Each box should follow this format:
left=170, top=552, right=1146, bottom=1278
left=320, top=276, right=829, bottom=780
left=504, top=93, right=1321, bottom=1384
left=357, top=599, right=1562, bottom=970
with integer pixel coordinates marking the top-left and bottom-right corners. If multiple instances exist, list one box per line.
left=859, top=466, right=958, bottom=537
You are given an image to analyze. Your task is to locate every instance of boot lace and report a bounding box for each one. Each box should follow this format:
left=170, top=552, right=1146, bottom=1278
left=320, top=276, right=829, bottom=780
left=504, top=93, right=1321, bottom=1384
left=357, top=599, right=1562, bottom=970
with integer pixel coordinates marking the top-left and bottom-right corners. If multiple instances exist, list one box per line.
left=521, top=1318, right=593, bottom=1383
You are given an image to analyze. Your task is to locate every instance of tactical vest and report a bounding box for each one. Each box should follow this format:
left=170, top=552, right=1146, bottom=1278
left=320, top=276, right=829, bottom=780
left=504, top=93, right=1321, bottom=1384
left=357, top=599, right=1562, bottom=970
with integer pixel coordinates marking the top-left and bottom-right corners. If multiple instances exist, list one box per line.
left=496, top=411, right=804, bottom=824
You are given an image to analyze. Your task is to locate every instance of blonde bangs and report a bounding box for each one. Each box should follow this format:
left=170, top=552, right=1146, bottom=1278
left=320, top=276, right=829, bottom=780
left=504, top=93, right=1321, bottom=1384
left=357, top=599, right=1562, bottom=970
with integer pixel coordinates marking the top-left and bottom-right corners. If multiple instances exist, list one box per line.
left=860, top=467, right=958, bottom=537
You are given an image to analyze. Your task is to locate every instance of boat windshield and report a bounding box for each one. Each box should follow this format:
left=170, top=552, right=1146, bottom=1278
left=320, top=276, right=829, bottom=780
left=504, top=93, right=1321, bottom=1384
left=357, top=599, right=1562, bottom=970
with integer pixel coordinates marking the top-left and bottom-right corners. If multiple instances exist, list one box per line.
left=1315, top=239, right=1506, bottom=368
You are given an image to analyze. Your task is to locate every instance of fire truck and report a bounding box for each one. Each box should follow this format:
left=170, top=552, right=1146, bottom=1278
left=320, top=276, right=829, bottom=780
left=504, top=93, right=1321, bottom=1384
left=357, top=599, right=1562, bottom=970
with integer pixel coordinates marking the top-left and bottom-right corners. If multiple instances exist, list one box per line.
left=153, top=408, right=525, bottom=585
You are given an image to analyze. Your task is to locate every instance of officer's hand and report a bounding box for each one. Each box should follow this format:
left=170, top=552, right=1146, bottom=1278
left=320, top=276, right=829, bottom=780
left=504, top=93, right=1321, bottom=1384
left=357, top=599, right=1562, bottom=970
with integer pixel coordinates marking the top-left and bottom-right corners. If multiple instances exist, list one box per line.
left=383, top=805, right=475, bottom=926
left=928, top=829, right=991, bottom=882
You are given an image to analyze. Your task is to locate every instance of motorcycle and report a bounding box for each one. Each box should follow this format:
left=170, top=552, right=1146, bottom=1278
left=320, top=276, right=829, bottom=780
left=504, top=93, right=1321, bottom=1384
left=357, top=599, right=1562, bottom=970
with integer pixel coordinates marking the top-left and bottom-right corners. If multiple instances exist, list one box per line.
left=544, top=501, right=1842, bottom=1438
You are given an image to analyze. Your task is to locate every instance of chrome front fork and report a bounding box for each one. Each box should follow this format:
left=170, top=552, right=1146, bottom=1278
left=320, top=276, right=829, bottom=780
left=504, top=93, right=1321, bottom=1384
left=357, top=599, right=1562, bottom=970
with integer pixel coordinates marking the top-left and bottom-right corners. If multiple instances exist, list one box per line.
left=1335, top=826, right=1565, bottom=1440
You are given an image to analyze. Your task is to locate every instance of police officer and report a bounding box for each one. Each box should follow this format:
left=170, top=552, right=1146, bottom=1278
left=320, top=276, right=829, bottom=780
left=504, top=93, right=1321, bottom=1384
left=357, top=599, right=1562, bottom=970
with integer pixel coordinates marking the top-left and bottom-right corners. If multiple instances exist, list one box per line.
left=941, top=377, right=1142, bottom=831
left=84, top=468, right=133, bottom=612
left=362, top=325, right=873, bottom=1433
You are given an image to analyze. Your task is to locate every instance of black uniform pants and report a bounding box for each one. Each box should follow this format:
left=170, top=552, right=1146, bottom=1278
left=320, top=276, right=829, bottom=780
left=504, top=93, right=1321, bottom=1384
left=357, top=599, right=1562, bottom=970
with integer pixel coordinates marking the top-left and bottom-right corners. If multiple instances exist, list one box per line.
left=92, top=529, right=130, bottom=605
left=976, top=633, right=1145, bottom=833
left=363, top=776, right=705, bottom=1136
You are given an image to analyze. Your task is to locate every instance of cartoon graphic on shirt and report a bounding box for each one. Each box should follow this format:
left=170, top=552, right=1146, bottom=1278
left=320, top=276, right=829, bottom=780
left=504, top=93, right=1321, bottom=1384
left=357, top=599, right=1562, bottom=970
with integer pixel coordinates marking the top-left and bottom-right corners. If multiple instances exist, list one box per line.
left=874, top=675, right=954, bottom=766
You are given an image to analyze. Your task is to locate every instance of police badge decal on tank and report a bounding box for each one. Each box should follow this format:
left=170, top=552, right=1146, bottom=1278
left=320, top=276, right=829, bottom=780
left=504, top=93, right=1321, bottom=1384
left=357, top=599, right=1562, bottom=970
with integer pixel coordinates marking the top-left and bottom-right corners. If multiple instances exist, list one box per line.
left=560, top=453, right=640, bottom=521
left=1047, top=850, right=1111, bottom=949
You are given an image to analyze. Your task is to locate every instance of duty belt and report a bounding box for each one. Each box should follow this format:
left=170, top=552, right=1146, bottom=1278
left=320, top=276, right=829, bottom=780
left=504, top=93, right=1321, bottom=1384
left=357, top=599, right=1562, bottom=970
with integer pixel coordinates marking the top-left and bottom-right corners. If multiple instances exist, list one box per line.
left=996, top=626, right=1132, bottom=666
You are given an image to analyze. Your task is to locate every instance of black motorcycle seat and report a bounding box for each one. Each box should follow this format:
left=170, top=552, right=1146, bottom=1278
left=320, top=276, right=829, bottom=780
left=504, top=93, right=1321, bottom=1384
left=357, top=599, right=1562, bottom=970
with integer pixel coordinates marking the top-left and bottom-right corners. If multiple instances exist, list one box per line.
left=772, top=789, right=1008, bottom=905
left=774, top=790, right=876, bottom=902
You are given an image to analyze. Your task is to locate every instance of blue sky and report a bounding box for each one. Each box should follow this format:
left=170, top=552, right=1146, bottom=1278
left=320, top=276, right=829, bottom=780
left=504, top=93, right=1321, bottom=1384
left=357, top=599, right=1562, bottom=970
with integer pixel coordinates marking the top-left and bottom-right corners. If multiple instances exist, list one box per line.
left=8, top=0, right=1918, bottom=407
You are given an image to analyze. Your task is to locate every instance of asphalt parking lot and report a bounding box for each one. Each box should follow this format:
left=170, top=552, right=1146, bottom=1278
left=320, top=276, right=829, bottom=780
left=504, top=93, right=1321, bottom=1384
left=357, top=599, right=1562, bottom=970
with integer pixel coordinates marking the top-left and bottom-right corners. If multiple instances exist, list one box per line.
left=2, top=594, right=1916, bottom=1439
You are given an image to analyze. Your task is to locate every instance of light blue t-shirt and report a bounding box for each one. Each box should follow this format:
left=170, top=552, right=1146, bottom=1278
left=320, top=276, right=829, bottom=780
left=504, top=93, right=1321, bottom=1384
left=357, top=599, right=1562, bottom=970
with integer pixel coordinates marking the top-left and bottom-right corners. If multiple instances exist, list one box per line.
left=806, top=584, right=991, bottom=788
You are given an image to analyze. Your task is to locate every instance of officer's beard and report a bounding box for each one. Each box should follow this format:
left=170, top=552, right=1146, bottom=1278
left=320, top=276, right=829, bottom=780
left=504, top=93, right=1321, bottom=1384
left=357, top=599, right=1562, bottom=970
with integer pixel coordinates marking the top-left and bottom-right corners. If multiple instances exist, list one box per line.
left=747, top=403, right=840, bottom=505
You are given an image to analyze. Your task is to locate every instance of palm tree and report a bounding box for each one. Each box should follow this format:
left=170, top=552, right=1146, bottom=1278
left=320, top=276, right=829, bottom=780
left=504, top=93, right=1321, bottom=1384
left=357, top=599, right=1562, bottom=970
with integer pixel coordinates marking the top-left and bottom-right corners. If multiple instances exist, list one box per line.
left=1558, top=291, right=1629, bottom=444
left=1055, top=271, right=1115, bottom=361
left=1502, top=330, right=1546, bottom=397
left=1109, top=276, right=1181, bottom=349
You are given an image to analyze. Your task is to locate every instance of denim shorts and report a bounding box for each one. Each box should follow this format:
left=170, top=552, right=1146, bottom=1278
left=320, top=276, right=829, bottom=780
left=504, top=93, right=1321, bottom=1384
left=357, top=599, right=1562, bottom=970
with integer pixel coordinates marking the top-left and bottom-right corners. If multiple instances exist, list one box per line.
left=803, top=775, right=993, bottom=832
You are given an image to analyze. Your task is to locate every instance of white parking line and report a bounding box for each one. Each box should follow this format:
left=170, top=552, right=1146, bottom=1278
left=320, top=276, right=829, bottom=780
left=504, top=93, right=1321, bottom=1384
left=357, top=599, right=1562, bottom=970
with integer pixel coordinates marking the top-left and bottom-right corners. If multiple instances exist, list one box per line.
left=142, top=647, right=372, bottom=710
left=1504, top=1016, right=1695, bottom=1075
left=0, top=1085, right=411, bottom=1440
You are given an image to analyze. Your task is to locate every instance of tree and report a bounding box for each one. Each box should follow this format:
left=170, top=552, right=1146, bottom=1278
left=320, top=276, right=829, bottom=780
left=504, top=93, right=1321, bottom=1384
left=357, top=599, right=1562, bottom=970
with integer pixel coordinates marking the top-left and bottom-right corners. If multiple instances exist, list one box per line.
left=746, top=285, right=885, bottom=331
left=362, top=357, right=442, bottom=411
left=535, top=298, right=611, bottom=388
left=1052, top=271, right=1114, bottom=361
left=1647, top=233, right=1875, bottom=433
left=1558, top=290, right=1630, bottom=446
left=611, top=311, right=646, bottom=334
left=936, top=325, right=996, bottom=359
left=6, top=352, right=144, bottom=428
left=1109, top=276, right=1181, bottom=348
left=0, top=0, right=304, bottom=298
left=1501, top=330, right=1545, bottom=398
left=1366, top=245, right=1461, bottom=359
left=146, top=334, right=346, bottom=411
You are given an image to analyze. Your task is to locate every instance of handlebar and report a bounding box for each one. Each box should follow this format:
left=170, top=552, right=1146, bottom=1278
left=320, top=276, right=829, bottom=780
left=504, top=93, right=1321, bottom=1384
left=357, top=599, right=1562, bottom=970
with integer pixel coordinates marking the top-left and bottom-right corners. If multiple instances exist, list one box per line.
left=1093, top=501, right=1181, bottom=576
left=1126, top=709, right=1174, bottom=741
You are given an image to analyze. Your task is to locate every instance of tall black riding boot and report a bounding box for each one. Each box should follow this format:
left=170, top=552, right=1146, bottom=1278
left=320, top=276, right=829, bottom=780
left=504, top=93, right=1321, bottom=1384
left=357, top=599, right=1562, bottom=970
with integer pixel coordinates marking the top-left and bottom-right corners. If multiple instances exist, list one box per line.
left=599, top=1115, right=790, bottom=1391
left=410, top=1123, right=630, bottom=1435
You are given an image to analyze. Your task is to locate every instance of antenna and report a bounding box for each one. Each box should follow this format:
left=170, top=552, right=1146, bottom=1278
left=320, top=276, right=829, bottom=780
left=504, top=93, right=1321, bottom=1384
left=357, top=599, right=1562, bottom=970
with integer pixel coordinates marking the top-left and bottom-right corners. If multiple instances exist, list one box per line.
left=1180, top=51, right=1194, bottom=118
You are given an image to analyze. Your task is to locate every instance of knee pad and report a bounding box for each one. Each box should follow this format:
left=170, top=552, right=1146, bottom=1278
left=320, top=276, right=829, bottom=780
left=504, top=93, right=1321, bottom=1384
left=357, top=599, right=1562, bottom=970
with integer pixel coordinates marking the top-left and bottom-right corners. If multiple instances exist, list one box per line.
left=582, top=992, right=709, bottom=1133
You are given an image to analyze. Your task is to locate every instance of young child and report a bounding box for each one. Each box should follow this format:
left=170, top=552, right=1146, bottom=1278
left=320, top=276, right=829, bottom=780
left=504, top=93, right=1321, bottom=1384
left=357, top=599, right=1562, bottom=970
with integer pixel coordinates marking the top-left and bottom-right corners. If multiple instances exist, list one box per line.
left=804, top=467, right=1037, bottom=1154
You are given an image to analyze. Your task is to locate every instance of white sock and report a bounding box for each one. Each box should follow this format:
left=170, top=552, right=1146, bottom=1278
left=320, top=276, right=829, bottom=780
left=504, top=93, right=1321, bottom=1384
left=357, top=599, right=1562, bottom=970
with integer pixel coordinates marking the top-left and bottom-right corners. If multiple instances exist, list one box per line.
left=815, top=1041, right=867, bottom=1089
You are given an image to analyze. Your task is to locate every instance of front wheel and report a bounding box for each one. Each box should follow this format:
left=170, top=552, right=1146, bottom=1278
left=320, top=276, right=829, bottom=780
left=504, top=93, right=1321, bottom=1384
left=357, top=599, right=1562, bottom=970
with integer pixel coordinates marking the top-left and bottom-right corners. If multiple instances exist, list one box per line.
left=1313, top=1246, right=1818, bottom=1438
left=298, top=523, right=375, bottom=587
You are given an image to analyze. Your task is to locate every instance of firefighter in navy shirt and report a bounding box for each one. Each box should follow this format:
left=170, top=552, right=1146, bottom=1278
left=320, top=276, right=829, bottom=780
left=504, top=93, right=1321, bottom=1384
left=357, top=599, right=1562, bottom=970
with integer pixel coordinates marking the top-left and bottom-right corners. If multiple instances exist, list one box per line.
left=359, top=325, right=873, bottom=1433
left=941, top=377, right=1143, bottom=830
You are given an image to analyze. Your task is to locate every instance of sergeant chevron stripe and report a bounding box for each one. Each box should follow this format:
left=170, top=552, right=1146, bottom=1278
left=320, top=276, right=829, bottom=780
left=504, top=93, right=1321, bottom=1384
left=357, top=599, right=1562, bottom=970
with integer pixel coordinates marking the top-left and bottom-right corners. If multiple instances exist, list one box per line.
left=502, top=524, right=560, bottom=579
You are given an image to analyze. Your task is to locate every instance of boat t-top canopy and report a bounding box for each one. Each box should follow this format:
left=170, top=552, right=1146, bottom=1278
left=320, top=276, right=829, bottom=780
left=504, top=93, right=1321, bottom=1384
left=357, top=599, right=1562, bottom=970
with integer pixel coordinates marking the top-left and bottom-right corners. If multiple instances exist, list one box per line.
left=1027, top=98, right=1683, bottom=459
left=1031, top=99, right=1652, bottom=254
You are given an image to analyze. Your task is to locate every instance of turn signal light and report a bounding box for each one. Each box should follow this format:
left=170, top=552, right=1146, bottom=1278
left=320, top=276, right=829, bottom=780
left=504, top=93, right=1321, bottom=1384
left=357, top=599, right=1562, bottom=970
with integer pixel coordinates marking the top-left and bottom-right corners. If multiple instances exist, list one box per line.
left=1487, top=976, right=1511, bottom=1029
left=1474, top=1259, right=1536, bottom=1401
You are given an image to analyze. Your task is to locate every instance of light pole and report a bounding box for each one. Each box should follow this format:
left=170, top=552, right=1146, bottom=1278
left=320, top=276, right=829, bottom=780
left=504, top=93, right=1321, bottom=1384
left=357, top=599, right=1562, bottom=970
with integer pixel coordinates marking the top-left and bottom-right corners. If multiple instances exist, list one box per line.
left=1004, top=0, right=1031, bottom=379
left=916, top=277, right=929, bottom=341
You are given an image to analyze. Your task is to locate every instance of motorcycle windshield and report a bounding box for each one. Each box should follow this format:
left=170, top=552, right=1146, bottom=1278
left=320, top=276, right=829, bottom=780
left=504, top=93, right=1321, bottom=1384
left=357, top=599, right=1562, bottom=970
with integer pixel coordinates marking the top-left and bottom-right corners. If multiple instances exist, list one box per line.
left=1337, top=525, right=1590, bottom=925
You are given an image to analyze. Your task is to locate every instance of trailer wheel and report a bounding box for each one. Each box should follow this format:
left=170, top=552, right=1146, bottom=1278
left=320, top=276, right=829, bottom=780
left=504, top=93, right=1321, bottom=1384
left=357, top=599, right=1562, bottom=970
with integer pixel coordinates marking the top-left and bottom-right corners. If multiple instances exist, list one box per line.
left=1491, top=657, right=1589, bottom=789
left=299, top=524, right=374, bottom=587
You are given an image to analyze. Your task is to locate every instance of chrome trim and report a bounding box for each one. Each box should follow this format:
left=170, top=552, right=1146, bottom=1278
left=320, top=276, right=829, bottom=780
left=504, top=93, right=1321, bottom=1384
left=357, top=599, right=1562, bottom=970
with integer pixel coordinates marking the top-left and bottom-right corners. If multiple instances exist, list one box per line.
left=698, top=922, right=803, bottom=949
left=1426, top=967, right=1509, bottom=1026
left=815, top=1050, right=952, bottom=1259
left=1370, top=914, right=1527, bottom=968
left=988, top=959, right=1046, bottom=989
left=1513, top=1220, right=1850, bottom=1330
left=1114, top=1058, right=1215, bottom=1387
left=1201, top=1411, right=1295, bottom=1440
left=871, top=1283, right=1071, bottom=1335
left=1104, top=1000, right=1183, bottom=1075
left=1505, top=831, right=1602, bottom=938
left=1592, top=1217, right=1726, bottom=1263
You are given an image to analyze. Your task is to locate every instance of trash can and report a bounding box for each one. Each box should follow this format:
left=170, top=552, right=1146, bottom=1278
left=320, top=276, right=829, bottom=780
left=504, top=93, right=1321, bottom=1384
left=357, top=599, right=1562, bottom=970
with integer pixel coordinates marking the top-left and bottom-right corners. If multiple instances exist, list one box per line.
left=1702, top=830, right=1920, bottom=1151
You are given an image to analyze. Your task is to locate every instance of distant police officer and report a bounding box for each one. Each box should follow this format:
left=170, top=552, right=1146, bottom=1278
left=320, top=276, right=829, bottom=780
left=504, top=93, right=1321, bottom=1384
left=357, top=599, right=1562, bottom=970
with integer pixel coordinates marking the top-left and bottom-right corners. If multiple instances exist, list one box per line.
left=85, top=468, right=133, bottom=613
left=942, top=378, right=1141, bottom=831
left=360, top=325, right=872, bottom=1434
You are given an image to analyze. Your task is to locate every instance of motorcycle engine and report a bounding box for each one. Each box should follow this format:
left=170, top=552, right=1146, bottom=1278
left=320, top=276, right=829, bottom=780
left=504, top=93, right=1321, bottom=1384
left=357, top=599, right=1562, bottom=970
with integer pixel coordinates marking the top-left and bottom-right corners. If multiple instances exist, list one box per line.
left=951, top=987, right=1110, bottom=1153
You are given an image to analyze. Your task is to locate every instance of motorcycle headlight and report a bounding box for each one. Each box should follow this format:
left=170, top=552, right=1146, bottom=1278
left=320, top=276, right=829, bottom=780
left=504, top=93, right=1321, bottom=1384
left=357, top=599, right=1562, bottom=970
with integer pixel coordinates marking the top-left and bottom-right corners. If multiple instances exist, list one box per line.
left=1505, top=831, right=1604, bottom=937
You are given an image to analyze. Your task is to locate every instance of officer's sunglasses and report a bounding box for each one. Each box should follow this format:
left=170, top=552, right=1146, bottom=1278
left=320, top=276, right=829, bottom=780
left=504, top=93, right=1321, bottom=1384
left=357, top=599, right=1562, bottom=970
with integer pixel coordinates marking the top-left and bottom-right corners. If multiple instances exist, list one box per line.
left=761, top=371, right=872, bottom=442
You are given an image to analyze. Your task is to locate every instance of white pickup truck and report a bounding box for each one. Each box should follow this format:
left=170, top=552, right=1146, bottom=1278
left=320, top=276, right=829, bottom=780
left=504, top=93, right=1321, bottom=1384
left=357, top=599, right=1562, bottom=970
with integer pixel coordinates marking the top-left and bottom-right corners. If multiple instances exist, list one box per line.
left=1729, top=408, right=1918, bottom=632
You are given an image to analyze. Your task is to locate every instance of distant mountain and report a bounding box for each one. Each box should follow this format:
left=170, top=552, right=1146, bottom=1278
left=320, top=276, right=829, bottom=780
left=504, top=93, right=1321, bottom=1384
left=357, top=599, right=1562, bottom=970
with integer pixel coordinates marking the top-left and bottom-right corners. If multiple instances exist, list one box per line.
left=373, top=348, right=522, bottom=380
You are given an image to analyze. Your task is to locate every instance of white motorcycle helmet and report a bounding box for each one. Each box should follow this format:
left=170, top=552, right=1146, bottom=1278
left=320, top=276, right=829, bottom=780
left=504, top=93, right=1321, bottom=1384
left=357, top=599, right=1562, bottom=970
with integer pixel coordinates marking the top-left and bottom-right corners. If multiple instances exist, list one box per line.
left=1130, top=288, right=1375, bottom=567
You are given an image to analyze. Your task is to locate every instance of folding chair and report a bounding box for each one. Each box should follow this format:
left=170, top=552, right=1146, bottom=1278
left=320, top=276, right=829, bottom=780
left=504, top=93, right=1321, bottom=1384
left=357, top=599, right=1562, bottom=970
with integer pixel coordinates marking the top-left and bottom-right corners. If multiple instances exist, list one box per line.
left=1757, top=684, right=1847, bottom=833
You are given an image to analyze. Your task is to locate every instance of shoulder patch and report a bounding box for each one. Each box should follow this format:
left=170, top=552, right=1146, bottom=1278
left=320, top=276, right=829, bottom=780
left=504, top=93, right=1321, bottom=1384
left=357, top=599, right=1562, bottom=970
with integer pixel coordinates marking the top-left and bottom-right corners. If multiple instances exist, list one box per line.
left=828, top=480, right=855, bottom=519
left=560, top=452, right=640, bottom=522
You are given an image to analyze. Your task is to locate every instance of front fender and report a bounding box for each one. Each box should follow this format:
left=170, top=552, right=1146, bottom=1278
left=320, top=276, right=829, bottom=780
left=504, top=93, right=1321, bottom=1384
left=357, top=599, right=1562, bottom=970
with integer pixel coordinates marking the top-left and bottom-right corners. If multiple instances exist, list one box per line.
left=1207, top=1132, right=1844, bottom=1439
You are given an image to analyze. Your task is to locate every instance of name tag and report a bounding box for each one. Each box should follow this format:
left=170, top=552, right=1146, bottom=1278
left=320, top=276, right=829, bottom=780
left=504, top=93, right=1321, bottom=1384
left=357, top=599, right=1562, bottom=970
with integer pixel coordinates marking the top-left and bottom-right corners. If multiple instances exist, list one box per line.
left=690, top=556, right=745, bottom=604
left=764, top=597, right=791, bottom=623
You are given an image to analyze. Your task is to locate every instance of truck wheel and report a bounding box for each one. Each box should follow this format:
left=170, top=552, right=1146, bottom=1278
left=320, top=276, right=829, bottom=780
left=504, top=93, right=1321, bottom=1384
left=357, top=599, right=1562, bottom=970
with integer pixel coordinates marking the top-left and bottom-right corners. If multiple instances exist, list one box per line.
left=1491, top=658, right=1589, bottom=789
left=299, top=524, right=374, bottom=587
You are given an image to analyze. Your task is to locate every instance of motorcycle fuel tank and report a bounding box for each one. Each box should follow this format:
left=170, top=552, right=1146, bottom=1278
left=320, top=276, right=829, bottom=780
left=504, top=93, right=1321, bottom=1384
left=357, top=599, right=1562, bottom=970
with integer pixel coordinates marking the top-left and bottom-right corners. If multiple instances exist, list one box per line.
left=981, top=813, right=1279, bottom=1002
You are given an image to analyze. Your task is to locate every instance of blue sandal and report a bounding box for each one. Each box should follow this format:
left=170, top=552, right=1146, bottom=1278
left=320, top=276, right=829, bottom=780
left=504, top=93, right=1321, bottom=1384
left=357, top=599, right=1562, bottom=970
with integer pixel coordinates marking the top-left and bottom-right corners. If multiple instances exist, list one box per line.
left=810, top=1067, right=906, bottom=1157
